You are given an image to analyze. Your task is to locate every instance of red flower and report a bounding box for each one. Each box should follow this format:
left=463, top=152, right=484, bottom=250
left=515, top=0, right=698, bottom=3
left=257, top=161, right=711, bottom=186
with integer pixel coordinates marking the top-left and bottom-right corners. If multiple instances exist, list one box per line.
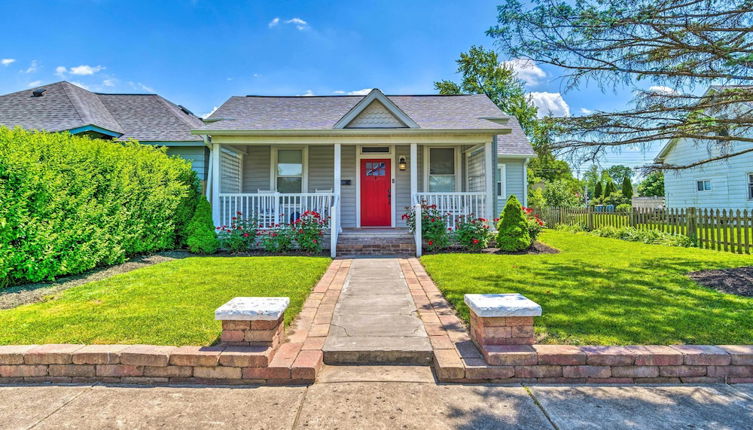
left=259, top=224, right=264, bottom=228
left=494, top=218, right=500, bottom=222
left=448, top=228, right=452, bottom=231
left=478, top=218, right=487, bottom=222
left=236, top=211, right=243, bottom=216
left=215, top=226, right=221, bottom=230
left=231, top=217, right=237, bottom=220
left=472, top=238, right=479, bottom=244
left=431, top=218, right=436, bottom=222
left=243, top=233, right=250, bottom=238
left=313, top=239, right=317, bottom=243
left=428, top=240, right=433, bottom=245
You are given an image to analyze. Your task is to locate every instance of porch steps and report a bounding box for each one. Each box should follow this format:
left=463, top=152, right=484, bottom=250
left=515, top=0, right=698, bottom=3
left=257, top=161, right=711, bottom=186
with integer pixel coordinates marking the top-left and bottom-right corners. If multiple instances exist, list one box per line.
left=336, top=228, right=416, bottom=256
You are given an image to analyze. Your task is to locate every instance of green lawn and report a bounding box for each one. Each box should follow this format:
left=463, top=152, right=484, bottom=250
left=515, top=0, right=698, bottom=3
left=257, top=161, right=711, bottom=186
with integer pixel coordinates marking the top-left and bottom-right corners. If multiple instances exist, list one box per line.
left=0, top=257, right=331, bottom=346
left=421, top=230, right=753, bottom=345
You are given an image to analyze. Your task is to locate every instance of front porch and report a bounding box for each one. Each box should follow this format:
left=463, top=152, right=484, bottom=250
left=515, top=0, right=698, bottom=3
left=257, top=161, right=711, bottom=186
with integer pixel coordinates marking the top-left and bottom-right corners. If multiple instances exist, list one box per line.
left=206, top=142, right=498, bottom=257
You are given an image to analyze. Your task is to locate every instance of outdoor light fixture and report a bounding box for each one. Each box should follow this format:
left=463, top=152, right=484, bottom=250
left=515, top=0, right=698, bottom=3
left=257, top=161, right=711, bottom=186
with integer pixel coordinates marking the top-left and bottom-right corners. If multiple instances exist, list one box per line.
left=398, top=155, right=407, bottom=171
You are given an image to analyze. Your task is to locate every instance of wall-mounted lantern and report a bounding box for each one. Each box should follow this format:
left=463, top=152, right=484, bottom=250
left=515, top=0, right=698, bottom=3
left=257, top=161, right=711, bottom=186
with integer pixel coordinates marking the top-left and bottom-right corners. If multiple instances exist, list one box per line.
left=398, top=155, right=407, bottom=171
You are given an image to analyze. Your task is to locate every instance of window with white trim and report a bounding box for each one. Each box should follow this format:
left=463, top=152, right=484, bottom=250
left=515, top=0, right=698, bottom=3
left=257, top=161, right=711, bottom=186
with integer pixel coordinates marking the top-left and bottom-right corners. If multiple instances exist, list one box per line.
left=276, top=149, right=303, bottom=193
left=496, top=165, right=506, bottom=198
left=428, top=148, right=456, bottom=192
left=748, top=173, right=753, bottom=199
left=696, top=180, right=711, bottom=192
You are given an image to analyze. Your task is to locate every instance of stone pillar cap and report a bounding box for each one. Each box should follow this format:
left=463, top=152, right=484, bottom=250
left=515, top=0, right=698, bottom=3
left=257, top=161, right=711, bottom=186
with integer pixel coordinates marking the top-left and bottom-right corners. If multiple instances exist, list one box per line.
left=215, top=297, right=289, bottom=321
left=464, top=293, right=542, bottom=317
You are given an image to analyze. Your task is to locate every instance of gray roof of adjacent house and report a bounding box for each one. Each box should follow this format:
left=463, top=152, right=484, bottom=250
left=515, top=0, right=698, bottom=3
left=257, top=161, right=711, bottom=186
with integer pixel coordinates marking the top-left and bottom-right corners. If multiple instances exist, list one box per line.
left=202, top=91, right=535, bottom=156
left=0, top=81, right=204, bottom=142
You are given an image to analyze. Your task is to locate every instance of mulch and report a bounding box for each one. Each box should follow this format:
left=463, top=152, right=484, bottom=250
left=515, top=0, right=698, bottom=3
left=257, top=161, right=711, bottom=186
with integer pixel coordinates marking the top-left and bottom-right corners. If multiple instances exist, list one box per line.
left=688, top=266, right=753, bottom=297
left=425, top=241, right=560, bottom=255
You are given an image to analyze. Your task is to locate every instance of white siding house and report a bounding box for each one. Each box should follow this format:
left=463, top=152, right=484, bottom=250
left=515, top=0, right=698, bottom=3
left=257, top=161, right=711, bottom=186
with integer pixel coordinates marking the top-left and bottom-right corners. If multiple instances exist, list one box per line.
left=656, top=138, right=753, bottom=209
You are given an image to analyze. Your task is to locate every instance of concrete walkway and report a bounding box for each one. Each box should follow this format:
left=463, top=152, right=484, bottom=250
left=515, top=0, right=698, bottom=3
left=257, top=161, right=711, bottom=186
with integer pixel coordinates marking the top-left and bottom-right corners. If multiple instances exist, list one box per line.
left=2, top=371, right=752, bottom=429
left=323, top=258, right=433, bottom=364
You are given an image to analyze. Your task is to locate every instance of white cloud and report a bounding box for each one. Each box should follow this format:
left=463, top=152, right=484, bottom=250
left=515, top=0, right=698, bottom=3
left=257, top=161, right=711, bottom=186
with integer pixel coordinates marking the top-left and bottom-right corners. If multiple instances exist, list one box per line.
left=502, top=58, right=546, bottom=86
left=647, top=85, right=678, bottom=95
left=128, top=81, right=156, bottom=93
left=298, top=89, right=315, bottom=96
left=285, top=18, right=309, bottom=30
left=27, top=80, right=42, bottom=87
left=201, top=106, right=218, bottom=119
left=579, top=107, right=594, bottom=115
left=347, top=88, right=372, bottom=95
left=69, top=65, right=105, bottom=75
left=102, top=78, right=116, bottom=87
left=70, top=81, right=89, bottom=90
left=332, top=90, right=346, bottom=94
left=270, top=17, right=309, bottom=30
left=529, top=92, right=570, bottom=117
left=23, top=60, right=38, bottom=73
left=55, top=66, right=67, bottom=77
left=252, top=73, right=262, bottom=78
left=1, top=58, right=15, bottom=66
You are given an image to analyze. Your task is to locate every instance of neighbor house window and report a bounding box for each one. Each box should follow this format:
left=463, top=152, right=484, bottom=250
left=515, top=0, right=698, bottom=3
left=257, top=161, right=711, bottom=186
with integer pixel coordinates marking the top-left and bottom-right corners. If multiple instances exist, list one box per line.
left=276, top=149, right=303, bottom=193
left=696, top=180, right=711, bottom=192
left=496, top=165, right=506, bottom=198
left=748, top=173, right=753, bottom=199
left=428, top=148, right=456, bottom=192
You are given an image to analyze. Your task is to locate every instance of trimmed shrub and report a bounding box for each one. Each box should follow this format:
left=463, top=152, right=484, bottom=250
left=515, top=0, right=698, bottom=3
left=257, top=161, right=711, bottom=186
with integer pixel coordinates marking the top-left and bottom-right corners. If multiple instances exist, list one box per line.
left=616, top=203, right=632, bottom=212
left=186, top=198, right=219, bottom=254
left=0, top=127, right=199, bottom=287
left=496, top=196, right=532, bottom=251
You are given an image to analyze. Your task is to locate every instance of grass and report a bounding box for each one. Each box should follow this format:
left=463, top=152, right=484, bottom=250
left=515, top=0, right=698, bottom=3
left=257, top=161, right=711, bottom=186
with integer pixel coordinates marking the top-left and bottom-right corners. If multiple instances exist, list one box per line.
left=0, top=256, right=331, bottom=346
left=421, top=230, right=753, bottom=345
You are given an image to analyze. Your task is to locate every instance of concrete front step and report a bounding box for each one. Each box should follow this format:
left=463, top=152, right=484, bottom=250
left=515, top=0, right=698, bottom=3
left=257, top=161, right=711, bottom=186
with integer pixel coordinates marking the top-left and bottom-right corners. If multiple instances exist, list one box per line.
left=323, top=344, right=434, bottom=365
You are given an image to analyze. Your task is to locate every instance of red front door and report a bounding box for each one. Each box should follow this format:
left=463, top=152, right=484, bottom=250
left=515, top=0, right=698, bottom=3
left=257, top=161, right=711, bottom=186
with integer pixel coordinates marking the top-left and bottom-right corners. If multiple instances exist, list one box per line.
left=360, top=159, right=391, bottom=226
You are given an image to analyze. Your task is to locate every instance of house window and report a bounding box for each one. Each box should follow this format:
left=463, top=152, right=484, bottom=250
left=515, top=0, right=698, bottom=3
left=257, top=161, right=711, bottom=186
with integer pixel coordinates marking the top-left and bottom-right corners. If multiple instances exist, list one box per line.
left=428, top=148, right=456, bottom=192
left=496, top=165, right=506, bottom=198
left=276, top=149, right=303, bottom=193
left=696, top=180, right=711, bottom=192
left=748, top=173, right=753, bottom=200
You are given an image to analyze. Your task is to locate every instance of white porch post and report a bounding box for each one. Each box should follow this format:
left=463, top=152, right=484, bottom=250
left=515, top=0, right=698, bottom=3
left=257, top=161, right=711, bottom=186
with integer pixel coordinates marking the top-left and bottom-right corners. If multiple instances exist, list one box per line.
left=211, top=143, right=221, bottom=227
left=484, top=141, right=495, bottom=221
left=410, top=143, right=418, bottom=203
left=334, top=143, right=341, bottom=232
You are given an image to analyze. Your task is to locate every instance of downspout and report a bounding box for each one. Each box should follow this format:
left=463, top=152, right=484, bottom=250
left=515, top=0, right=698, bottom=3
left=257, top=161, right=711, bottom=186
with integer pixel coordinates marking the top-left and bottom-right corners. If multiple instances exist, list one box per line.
left=203, top=135, right=212, bottom=201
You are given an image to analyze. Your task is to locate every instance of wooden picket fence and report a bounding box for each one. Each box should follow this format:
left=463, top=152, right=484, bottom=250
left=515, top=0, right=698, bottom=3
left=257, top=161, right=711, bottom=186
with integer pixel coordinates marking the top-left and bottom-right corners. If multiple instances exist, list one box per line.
left=535, top=207, right=753, bottom=254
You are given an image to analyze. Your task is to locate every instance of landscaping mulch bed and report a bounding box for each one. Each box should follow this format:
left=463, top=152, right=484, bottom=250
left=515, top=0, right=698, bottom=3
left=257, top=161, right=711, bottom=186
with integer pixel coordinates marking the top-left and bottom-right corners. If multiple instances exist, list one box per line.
left=425, top=241, right=559, bottom=255
left=689, top=266, right=753, bottom=297
left=0, top=251, right=190, bottom=310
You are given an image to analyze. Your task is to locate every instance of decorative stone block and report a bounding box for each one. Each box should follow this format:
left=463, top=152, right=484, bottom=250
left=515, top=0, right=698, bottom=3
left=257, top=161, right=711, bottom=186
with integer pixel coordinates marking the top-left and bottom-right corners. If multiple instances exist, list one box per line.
left=215, top=297, right=289, bottom=321
left=216, top=297, right=289, bottom=347
left=465, top=294, right=540, bottom=361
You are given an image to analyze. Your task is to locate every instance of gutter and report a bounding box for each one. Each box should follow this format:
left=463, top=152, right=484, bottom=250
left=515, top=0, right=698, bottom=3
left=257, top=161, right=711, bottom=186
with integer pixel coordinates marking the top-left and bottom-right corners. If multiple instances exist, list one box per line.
left=190, top=128, right=513, bottom=137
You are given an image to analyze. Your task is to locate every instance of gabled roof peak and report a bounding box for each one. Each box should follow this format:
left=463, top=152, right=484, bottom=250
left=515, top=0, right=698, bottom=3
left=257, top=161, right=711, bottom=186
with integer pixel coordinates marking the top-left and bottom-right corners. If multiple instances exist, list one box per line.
left=333, top=88, right=419, bottom=129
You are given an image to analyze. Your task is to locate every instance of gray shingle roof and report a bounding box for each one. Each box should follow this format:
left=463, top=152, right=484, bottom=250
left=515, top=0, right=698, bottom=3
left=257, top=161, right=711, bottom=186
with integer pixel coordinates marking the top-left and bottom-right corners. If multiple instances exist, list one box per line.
left=497, top=117, right=536, bottom=157
left=203, top=92, right=534, bottom=156
left=0, top=81, right=203, bottom=142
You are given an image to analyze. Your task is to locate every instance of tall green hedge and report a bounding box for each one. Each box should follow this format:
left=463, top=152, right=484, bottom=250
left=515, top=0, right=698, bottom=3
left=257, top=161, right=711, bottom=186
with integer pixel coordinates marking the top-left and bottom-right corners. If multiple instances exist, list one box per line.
left=0, top=127, right=199, bottom=287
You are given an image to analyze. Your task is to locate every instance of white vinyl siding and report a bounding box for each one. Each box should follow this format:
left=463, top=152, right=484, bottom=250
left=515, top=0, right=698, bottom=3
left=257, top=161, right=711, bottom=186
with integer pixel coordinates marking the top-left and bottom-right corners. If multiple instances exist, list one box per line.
left=340, top=145, right=357, bottom=227
left=308, top=145, right=334, bottom=192
left=663, top=138, right=753, bottom=209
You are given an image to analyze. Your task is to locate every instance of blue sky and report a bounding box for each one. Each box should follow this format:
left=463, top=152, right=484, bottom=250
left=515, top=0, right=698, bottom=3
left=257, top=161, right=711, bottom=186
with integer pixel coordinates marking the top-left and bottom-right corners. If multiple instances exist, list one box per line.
left=0, top=0, right=659, bottom=174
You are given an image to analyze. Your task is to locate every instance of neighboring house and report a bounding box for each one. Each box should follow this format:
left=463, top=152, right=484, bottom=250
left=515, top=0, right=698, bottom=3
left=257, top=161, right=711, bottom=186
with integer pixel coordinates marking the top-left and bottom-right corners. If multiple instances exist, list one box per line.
left=0, top=81, right=208, bottom=182
left=195, top=89, right=535, bottom=232
left=654, top=87, right=753, bottom=209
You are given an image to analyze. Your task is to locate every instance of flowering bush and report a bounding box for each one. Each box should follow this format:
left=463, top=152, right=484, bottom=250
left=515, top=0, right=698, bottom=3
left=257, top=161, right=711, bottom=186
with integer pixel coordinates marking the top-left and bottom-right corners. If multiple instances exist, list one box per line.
left=260, top=228, right=294, bottom=253
left=291, top=211, right=328, bottom=254
left=522, top=206, right=545, bottom=242
left=403, top=203, right=450, bottom=251
left=217, top=212, right=258, bottom=253
left=454, top=216, right=493, bottom=251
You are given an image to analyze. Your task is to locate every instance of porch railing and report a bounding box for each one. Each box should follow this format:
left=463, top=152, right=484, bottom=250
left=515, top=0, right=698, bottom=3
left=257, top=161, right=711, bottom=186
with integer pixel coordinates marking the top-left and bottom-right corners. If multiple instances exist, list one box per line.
left=412, top=192, right=487, bottom=229
left=218, top=193, right=336, bottom=228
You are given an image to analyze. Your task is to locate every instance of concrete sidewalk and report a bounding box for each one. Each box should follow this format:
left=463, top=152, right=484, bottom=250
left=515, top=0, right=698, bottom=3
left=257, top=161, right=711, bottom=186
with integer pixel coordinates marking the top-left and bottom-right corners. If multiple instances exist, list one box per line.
left=2, top=366, right=752, bottom=429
